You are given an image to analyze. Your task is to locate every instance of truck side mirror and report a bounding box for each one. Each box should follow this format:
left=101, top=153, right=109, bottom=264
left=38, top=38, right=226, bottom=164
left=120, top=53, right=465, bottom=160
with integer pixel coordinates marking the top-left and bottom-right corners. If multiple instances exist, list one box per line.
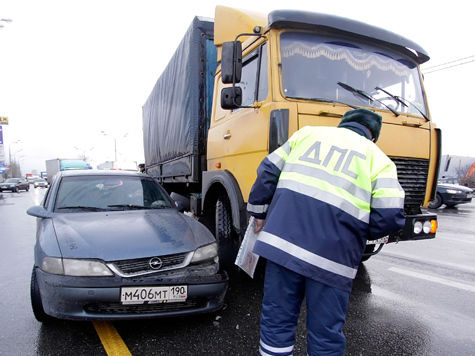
left=221, top=87, right=242, bottom=109
left=221, top=41, right=242, bottom=84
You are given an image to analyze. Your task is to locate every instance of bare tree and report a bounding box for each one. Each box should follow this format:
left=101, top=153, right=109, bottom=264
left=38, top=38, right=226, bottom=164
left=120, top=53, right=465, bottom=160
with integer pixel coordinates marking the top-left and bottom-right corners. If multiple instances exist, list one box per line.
left=456, top=163, right=475, bottom=188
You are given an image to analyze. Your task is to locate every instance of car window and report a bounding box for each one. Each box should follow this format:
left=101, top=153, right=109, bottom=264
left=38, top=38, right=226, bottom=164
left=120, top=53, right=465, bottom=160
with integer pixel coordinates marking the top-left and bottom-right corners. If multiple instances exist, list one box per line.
left=54, top=175, right=173, bottom=212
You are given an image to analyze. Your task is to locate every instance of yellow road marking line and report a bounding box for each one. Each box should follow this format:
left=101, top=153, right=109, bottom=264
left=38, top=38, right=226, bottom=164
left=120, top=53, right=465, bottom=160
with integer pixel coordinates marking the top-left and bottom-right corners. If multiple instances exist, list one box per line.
left=93, top=321, right=132, bottom=356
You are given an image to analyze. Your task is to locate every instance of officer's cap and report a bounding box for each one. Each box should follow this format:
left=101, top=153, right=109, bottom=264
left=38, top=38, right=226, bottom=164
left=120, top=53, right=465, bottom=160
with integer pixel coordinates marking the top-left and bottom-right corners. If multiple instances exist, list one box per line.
left=339, top=108, right=382, bottom=142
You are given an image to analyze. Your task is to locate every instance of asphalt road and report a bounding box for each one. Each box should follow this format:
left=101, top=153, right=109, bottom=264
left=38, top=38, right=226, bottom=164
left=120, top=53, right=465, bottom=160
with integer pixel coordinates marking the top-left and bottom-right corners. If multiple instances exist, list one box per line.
left=0, top=188, right=474, bottom=356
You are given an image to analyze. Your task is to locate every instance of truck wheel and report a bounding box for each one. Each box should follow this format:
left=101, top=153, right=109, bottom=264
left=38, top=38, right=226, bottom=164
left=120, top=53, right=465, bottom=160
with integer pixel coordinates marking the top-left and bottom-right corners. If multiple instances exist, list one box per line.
left=429, top=193, right=443, bottom=209
left=215, top=196, right=240, bottom=273
left=30, top=267, right=52, bottom=323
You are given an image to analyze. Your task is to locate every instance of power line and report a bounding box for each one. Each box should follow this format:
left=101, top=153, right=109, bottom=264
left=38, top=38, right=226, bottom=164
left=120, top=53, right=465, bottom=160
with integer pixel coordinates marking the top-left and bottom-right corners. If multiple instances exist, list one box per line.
left=423, top=55, right=475, bottom=70
left=423, top=58, right=475, bottom=75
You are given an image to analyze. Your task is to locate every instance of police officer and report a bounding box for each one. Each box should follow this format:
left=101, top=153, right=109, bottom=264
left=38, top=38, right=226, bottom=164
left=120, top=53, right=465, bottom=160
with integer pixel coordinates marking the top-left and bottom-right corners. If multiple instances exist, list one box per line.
left=138, top=163, right=146, bottom=173
left=247, top=108, right=405, bottom=356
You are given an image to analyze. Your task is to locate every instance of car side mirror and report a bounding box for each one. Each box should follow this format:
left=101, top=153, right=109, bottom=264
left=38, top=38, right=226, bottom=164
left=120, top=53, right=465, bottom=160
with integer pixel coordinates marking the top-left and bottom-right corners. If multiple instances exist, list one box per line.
left=174, top=201, right=185, bottom=212
left=221, top=41, right=242, bottom=84
left=27, top=205, right=53, bottom=219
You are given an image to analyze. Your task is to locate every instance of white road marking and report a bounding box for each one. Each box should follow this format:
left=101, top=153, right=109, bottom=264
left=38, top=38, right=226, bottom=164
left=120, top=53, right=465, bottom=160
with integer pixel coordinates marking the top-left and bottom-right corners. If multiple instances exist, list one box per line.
left=389, top=267, right=475, bottom=293
left=382, top=251, right=475, bottom=274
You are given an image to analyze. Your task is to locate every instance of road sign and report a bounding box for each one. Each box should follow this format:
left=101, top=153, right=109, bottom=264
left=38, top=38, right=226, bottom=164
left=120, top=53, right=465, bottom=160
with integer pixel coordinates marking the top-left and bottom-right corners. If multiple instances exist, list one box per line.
left=0, top=117, right=8, bottom=125
left=0, top=126, right=3, bottom=144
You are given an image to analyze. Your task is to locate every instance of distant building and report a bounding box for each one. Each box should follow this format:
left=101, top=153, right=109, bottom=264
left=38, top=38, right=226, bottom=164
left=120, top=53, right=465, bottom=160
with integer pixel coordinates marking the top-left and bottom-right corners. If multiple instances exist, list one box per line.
left=439, top=155, right=475, bottom=180
left=97, top=161, right=114, bottom=170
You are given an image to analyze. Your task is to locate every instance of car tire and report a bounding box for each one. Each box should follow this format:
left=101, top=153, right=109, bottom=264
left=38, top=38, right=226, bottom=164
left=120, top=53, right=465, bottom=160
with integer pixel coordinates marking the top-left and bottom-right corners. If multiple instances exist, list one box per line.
left=26, top=186, right=29, bottom=192
left=30, top=267, right=52, bottom=323
left=215, top=196, right=240, bottom=274
left=13, top=187, right=19, bottom=193
left=429, top=193, right=443, bottom=209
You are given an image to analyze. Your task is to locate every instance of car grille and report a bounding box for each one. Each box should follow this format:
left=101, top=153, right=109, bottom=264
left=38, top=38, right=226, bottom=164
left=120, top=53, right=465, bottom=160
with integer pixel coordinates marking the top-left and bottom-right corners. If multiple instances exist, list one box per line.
left=110, top=252, right=189, bottom=276
left=390, top=157, right=429, bottom=214
left=84, top=298, right=206, bottom=314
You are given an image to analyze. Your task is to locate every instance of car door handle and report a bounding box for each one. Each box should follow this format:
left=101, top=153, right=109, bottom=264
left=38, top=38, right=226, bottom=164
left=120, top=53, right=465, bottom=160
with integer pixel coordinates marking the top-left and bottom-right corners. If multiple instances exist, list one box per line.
left=223, top=133, right=232, bottom=139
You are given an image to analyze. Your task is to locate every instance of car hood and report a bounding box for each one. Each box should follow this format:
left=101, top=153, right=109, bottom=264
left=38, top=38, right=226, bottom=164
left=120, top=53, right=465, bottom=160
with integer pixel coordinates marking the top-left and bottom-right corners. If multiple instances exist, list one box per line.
left=437, top=183, right=473, bottom=192
left=52, top=209, right=214, bottom=261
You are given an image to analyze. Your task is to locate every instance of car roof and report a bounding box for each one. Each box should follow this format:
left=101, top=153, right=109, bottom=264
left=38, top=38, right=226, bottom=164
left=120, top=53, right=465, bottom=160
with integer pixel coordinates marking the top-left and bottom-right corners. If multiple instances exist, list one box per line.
left=58, top=169, right=147, bottom=178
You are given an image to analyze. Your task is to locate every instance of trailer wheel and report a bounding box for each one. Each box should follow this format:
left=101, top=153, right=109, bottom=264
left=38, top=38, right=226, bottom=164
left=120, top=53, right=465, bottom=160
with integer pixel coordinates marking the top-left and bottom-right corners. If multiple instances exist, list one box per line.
left=215, top=196, right=240, bottom=273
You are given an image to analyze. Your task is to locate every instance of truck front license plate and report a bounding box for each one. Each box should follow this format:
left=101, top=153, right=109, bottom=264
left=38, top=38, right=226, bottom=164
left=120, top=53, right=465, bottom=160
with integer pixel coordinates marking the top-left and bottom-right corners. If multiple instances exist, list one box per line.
left=120, top=286, right=187, bottom=304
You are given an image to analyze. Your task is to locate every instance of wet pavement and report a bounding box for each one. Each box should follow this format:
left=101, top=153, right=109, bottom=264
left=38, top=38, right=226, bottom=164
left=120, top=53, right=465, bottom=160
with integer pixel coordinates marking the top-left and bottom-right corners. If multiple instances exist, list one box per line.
left=0, top=189, right=474, bottom=355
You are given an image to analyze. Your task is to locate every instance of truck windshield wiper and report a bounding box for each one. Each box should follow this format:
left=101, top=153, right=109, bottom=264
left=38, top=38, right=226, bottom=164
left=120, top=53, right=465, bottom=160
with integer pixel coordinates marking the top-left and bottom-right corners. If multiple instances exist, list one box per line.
left=374, top=86, right=429, bottom=121
left=337, top=82, right=399, bottom=117
left=57, top=206, right=107, bottom=211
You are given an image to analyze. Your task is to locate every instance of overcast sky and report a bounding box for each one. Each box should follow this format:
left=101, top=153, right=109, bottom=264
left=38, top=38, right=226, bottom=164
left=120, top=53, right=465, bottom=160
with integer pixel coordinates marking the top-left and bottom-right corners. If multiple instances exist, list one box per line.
left=1, top=0, right=474, bottom=174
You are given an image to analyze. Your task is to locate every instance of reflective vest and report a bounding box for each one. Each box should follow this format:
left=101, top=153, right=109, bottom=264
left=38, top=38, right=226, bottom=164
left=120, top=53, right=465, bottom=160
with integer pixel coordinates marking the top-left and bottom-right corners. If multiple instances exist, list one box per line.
left=247, top=126, right=405, bottom=291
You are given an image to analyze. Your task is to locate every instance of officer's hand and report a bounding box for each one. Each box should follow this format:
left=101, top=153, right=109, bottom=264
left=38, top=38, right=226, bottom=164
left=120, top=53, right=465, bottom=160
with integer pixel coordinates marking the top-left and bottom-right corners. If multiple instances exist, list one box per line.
left=254, top=218, right=265, bottom=233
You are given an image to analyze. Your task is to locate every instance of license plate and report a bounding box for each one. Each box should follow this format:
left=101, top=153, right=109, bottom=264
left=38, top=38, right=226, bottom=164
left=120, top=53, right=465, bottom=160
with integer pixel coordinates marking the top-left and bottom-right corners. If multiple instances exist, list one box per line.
left=120, top=285, right=187, bottom=304
left=366, top=236, right=389, bottom=245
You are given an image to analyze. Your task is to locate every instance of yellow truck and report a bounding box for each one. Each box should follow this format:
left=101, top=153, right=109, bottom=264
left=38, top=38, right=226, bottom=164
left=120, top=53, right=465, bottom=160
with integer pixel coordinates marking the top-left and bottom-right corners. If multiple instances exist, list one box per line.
left=143, top=6, right=440, bottom=267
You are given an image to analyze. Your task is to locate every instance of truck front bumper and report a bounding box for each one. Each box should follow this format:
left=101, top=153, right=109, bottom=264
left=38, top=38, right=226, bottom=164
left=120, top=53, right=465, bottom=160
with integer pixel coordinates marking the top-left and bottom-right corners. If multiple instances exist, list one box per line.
left=387, top=212, right=437, bottom=243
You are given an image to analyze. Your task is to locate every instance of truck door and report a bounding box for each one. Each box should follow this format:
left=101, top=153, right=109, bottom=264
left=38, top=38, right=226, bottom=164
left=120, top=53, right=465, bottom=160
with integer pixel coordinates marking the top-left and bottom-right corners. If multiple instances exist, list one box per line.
left=208, top=43, right=269, bottom=201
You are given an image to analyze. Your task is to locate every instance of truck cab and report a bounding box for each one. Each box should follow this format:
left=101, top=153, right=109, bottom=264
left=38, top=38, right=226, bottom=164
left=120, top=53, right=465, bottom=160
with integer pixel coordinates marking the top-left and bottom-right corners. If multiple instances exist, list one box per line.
left=204, top=7, right=440, bottom=262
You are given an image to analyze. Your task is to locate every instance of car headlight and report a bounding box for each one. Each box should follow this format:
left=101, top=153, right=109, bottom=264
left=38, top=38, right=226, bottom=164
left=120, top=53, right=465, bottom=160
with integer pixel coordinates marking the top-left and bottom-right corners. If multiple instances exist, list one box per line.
left=191, top=242, right=218, bottom=263
left=41, top=257, right=113, bottom=276
left=446, top=189, right=461, bottom=194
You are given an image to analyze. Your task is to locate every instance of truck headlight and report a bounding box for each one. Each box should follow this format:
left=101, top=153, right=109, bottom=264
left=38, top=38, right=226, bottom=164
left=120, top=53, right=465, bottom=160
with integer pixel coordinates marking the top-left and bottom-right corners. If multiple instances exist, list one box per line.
left=413, top=221, right=423, bottom=234
left=41, top=257, right=113, bottom=276
left=423, top=221, right=432, bottom=234
left=191, top=242, right=218, bottom=263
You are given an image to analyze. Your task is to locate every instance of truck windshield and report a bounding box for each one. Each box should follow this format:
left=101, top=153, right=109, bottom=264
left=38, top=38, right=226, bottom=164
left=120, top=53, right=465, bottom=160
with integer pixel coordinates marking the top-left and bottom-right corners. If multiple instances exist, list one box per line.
left=280, top=31, right=427, bottom=117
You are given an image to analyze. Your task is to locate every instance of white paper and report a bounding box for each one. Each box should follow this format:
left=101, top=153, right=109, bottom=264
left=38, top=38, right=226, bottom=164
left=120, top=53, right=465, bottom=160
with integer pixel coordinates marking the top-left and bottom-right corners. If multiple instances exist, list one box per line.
left=234, top=217, right=260, bottom=278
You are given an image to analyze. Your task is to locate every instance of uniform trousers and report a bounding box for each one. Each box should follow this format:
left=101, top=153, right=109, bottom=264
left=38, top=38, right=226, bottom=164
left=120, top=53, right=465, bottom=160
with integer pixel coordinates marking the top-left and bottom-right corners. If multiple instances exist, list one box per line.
left=259, top=260, right=350, bottom=356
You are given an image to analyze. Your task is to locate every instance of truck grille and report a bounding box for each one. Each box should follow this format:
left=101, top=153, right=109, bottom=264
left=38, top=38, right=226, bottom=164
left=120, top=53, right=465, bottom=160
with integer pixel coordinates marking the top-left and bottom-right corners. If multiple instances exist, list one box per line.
left=111, top=252, right=189, bottom=276
left=390, top=157, right=429, bottom=214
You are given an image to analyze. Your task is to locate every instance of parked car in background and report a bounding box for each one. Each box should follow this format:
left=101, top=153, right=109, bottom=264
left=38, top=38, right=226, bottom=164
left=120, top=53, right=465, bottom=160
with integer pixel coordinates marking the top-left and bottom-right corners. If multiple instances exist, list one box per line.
left=27, top=170, right=228, bottom=322
left=429, top=180, right=473, bottom=209
left=0, top=178, right=29, bottom=192
left=27, top=176, right=40, bottom=184
left=33, top=178, right=48, bottom=188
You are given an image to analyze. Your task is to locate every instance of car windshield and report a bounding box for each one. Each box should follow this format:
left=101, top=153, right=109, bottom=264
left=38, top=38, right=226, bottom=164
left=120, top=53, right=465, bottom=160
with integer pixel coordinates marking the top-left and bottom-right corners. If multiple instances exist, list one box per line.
left=54, top=175, right=173, bottom=212
left=280, top=31, right=427, bottom=117
left=5, top=178, right=19, bottom=183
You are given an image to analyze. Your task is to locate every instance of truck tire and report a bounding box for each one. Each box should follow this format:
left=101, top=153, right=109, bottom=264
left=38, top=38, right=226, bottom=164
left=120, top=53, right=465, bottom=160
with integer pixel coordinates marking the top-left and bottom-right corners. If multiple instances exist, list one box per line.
left=428, top=193, right=443, bottom=209
left=30, top=267, right=52, bottom=323
left=215, top=196, right=240, bottom=273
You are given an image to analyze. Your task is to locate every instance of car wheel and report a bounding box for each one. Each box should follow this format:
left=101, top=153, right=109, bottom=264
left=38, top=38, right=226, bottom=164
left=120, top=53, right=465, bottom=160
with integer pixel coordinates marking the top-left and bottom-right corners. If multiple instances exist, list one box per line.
left=26, top=186, right=30, bottom=192
left=215, top=196, right=240, bottom=273
left=13, top=187, right=19, bottom=193
left=30, top=267, right=52, bottom=323
left=428, top=193, right=443, bottom=209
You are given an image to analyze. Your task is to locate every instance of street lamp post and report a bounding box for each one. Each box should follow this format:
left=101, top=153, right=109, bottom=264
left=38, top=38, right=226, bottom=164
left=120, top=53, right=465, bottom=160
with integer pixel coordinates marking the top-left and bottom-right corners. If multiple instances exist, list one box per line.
left=100, top=131, right=117, bottom=168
